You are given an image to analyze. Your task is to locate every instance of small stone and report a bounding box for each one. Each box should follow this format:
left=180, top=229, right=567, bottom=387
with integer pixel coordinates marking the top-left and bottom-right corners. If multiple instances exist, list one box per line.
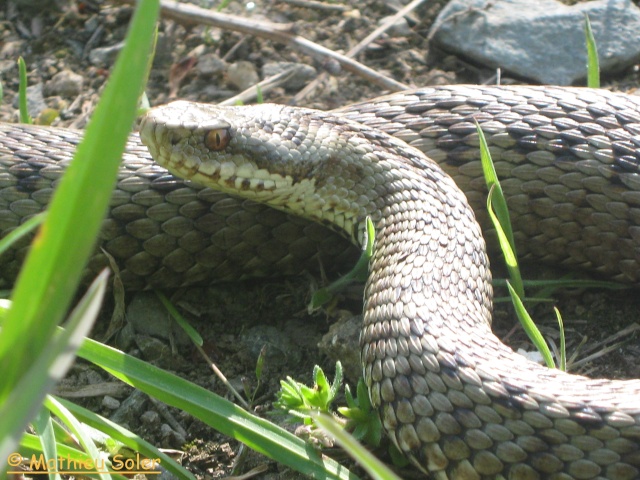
left=197, top=53, right=226, bottom=77
left=0, top=40, right=27, bottom=60
left=126, top=292, right=190, bottom=345
left=262, top=61, right=317, bottom=90
left=227, top=61, right=259, bottom=90
left=11, top=83, right=46, bottom=119
left=44, top=70, right=83, bottom=98
left=102, top=395, right=120, bottom=410
left=379, top=15, right=412, bottom=37
left=134, top=335, right=171, bottom=364
left=318, top=313, right=362, bottom=382
left=140, top=410, right=161, bottom=426
left=89, top=41, right=124, bottom=67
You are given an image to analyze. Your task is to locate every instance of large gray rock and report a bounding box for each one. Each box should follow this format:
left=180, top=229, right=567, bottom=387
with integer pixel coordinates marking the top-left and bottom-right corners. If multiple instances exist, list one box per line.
left=430, top=0, right=640, bottom=85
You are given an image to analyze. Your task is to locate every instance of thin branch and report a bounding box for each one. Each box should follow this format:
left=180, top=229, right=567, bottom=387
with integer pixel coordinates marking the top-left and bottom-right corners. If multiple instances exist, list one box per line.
left=293, top=0, right=429, bottom=102
left=117, top=0, right=409, bottom=92
left=278, top=0, right=350, bottom=12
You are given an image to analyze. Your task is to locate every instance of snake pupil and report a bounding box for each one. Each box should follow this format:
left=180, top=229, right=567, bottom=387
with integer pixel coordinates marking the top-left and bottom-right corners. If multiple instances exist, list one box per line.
left=205, top=128, right=230, bottom=151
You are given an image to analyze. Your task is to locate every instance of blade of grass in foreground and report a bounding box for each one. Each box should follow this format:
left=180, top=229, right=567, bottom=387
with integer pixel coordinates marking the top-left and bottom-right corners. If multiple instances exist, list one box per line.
left=0, top=271, right=109, bottom=468
left=0, top=0, right=159, bottom=468
left=0, top=0, right=158, bottom=402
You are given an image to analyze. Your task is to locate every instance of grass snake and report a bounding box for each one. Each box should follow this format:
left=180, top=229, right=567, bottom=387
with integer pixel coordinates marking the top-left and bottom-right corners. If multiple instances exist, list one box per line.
left=2, top=85, right=640, bottom=479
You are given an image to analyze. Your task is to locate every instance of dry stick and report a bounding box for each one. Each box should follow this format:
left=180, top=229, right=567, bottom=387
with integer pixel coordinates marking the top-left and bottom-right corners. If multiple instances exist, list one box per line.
left=293, top=0, right=429, bottom=103
left=279, top=0, right=350, bottom=12
left=118, top=0, right=408, bottom=92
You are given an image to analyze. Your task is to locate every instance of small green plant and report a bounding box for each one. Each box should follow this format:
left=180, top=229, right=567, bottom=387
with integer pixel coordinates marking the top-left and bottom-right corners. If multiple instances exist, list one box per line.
left=275, top=363, right=343, bottom=421
left=584, top=14, right=600, bottom=88
left=338, top=379, right=382, bottom=447
left=17, top=57, right=32, bottom=124
left=274, top=364, right=383, bottom=459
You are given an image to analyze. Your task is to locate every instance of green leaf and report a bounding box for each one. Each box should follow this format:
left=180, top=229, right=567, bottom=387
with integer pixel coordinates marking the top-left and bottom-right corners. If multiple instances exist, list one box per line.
left=32, top=408, right=62, bottom=480
left=554, top=307, right=566, bottom=372
left=54, top=397, right=193, bottom=480
left=313, top=413, right=399, bottom=480
left=584, top=14, right=600, bottom=88
left=476, top=122, right=524, bottom=297
left=17, top=57, right=32, bottom=124
left=0, top=213, right=45, bottom=257
left=44, top=396, right=112, bottom=480
left=310, top=217, right=375, bottom=309
left=506, top=281, right=555, bottom=368
left=155, top=291, right=203, bottom=346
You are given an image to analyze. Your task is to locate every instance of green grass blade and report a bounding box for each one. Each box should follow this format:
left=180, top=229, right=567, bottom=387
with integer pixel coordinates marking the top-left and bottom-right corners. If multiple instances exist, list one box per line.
left=18, top=433, right=127, bottom=480
left=17, top=57, right=32, bottom=124
left=32, top=408, right=62, bottom=480
left=0, top=271, right=108, bottom=469
left=155, top=291, right=203, bottom=346
left=506, top=281, right=555, bottom=368
left=486, top=185, right=524, bottom=295
left=45, top=396, right=112, bottom=480
left=0, top=212, right=45, bottom=257
left=313, top=413, right=401, bottom=480
left=477, top=122, right=524, bottom=297
left=554, top=307, right=566, bottom=371
left=0, top=0, right=158, bottom=404
left=584, top=14, right=600, bottom=88
left=53, top=397, right=194, bottom=480
left=77, top=338, right=358, bottom=480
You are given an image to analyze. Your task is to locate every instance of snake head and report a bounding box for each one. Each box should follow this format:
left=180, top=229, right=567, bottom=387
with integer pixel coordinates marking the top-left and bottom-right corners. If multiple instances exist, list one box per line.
left=140, top=101, right=328, bottom=202
left=140, top=100, right=377, bottom=236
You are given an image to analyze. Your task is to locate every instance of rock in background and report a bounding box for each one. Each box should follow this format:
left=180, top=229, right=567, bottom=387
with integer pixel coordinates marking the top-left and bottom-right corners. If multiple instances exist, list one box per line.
left=430, top=0, right=640, bottom=85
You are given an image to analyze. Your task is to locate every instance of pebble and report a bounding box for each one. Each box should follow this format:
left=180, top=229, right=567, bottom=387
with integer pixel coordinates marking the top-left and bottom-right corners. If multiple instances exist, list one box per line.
left=44, top=69, right=83, bottom=98
left=239, top=325, right=302, bottom=368
left=14, top=83, right=47, bottom=118
left=134, top=335, right=172, bottom=365
left=227, top=60, right=260, bottom=90
left=140, top=410, right=161, bottom=426
left=379, top=15, right=412, bottom=37
left=262, top=61, right=317, bottom=89
left=318, top=313, right=361, bottom=382
left=196, top=53, right=226, bottom=77
left=430, top=0, right=640, bottom=84
left=126, top=292, right=190, bottom=345
left=102, top=395, right=121, bottom=410
left=89, top=41, right=124, bottom=67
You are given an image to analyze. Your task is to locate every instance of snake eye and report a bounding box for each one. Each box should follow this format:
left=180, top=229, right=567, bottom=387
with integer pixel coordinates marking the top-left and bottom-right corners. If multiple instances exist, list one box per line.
left=205, top=128, right=230, bottom=151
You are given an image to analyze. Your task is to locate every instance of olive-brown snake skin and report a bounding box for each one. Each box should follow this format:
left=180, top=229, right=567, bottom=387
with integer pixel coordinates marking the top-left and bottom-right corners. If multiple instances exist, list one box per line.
left=3, top=85, right=640, bottom=478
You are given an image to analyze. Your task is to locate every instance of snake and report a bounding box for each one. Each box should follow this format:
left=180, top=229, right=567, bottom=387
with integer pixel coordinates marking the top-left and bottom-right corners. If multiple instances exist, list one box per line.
left=2, top=85, right=640, bottom=478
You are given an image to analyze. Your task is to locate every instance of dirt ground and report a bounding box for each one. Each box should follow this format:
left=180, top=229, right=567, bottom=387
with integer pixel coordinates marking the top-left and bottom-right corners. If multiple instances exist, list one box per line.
left=1, top=0, right=639, bottom=478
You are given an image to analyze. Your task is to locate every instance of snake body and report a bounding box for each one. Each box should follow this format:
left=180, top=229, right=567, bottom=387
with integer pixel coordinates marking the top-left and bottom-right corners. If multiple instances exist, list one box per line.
left=1, top=85, right=639, bottom=478
left=138, top=86, right=640, bottom=480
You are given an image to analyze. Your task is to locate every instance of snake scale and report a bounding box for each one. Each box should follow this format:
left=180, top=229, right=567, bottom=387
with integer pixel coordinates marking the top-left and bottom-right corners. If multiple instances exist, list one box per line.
left=2, top=85, right=640, bottom=479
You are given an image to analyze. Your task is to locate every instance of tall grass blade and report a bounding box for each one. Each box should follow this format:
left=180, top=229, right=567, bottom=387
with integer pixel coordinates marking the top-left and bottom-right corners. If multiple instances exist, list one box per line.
left=584, top=14, right=600, bottom=88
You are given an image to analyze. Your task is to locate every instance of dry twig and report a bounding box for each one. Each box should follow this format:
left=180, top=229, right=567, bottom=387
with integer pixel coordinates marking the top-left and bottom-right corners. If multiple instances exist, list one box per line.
left=117, top=0, right=409, bottom=91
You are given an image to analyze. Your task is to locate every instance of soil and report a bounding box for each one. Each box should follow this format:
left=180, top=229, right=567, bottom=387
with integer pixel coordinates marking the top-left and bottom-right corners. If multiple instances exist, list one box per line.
left=1, top=0, right=639, bottom=479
